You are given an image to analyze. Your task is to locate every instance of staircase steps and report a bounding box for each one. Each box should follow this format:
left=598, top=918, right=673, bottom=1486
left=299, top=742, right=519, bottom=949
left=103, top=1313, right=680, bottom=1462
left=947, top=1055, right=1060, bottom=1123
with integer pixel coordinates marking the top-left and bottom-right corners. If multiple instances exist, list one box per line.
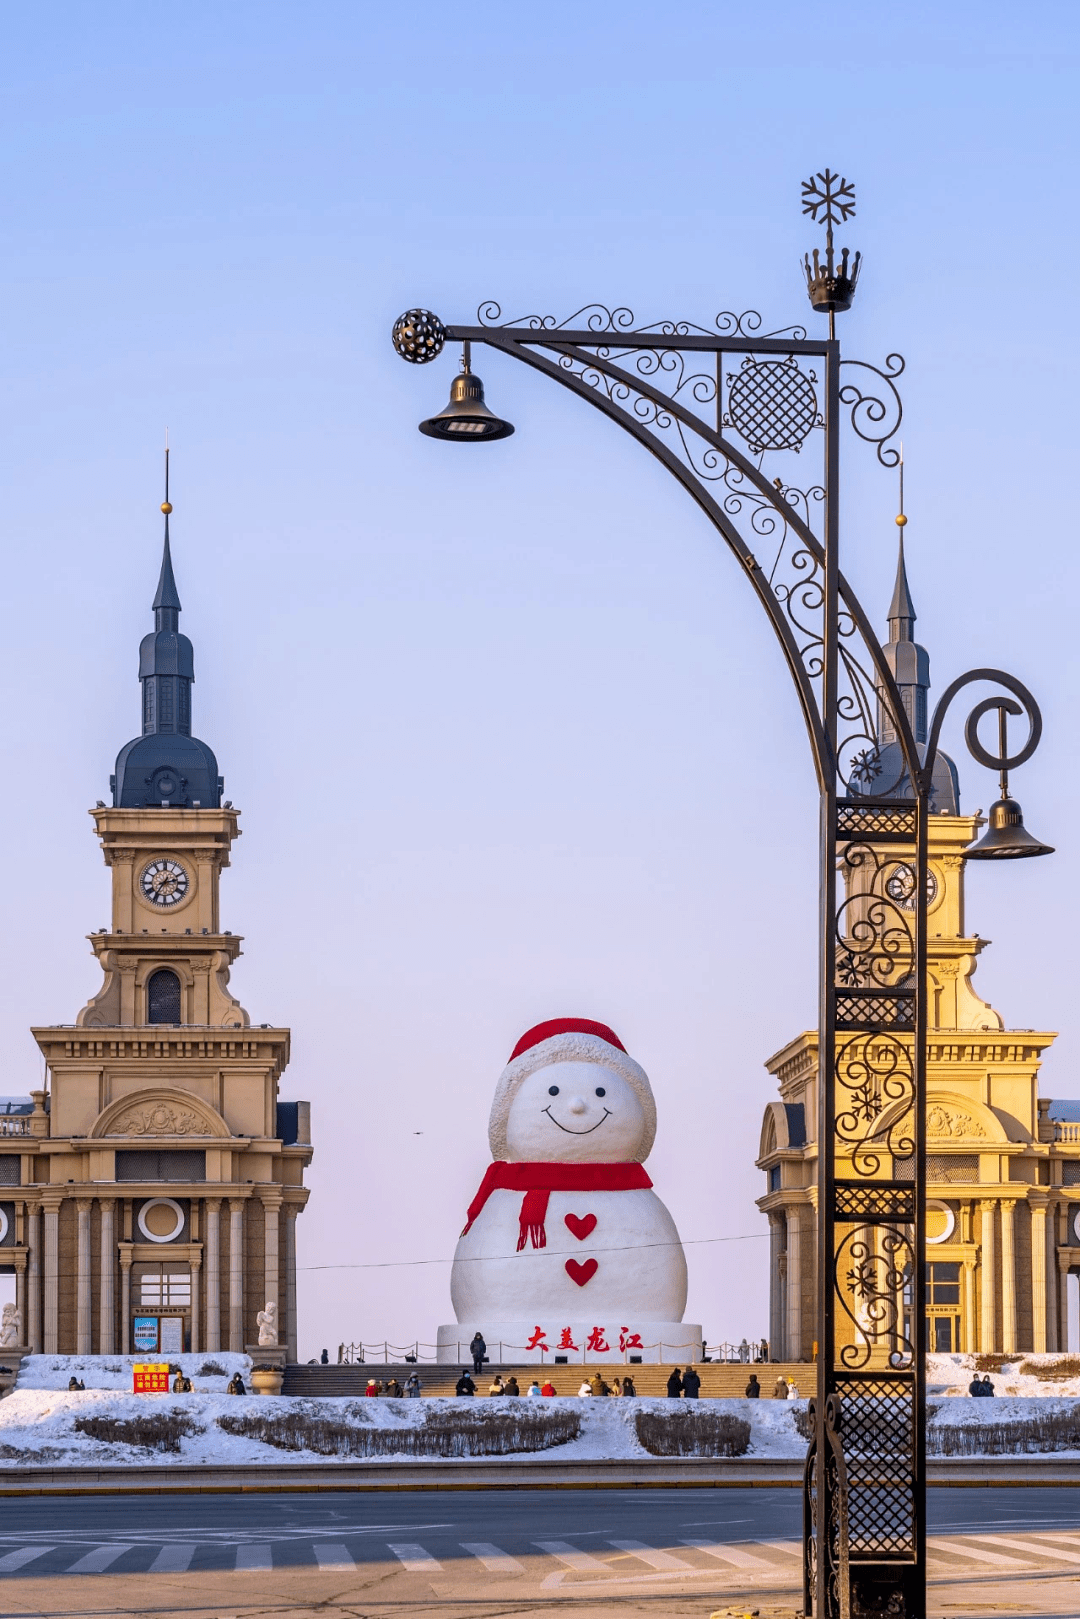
left=282, top=1361, right=808, bottom=1399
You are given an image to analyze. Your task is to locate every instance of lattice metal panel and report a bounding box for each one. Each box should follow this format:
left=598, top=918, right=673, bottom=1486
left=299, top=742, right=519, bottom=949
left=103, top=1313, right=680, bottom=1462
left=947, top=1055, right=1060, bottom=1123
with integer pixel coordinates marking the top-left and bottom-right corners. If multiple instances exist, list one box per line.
left=836, top=801, right=918, bottom=842
left=836, top=1380, right=915, bottom=1556
left=0, top=1157, right=19, bottom=1186
left=893, top=1153, right=977, bottom=1184
left=835, top=1181, right=916, bottom=1221
left=724, top=356, right=820, bottom=452
left=835, top=990, right=915, bottom=1031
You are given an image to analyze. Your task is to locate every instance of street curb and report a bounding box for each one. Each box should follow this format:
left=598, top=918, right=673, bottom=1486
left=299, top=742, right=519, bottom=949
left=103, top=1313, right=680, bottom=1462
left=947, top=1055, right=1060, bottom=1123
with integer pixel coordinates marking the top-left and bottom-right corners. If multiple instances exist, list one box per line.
left=0, top=1456, right=1076, bottom=1494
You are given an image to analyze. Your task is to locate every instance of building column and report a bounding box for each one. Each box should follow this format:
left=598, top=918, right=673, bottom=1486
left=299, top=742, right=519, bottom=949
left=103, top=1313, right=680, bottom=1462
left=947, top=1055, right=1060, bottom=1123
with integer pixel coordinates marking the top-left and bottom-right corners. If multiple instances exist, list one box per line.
left=777, top=1253, right=788, bottom=1360
left=261, top=1192, right=282, bottom=1318
left=979, top=1201, right=997, bottom=1353
left=13, top=1252, right=26, bottom=1342
left=768, top=1214, right=784, bottom=1361
left=786, top=1208, right=803, bottom=1361
left=1000, top=1200, right=1017, bottom=1354
left=98, top=1199, right=116, bottom=1355
left=119, top=1244, right=133, bottom=1354
left=190, top=1253, right=202, bottom=1354
left=1059, top=1251, right=1072, bottom=1354
left=42, top=1195, right=62, bottom=1354
left=1030, top=1196, right=1049, bottom=1354
left=228, top=1199, right=245, bottom=1351
left=285, top=1204, right=298, bottom=1364
left=961, top=1260, right=976, bottom=1353
left=75, top=1199, right=93, bottom=1354
left=204, top=1199, right=221, bottom=1353
left=26, top=1203, right=40, bottom=1353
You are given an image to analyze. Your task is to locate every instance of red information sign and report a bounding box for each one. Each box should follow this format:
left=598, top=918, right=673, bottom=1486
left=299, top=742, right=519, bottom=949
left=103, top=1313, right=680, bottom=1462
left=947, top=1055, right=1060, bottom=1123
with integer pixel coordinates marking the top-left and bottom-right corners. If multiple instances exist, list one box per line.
left=133, top=1362, right=170, bottom=1393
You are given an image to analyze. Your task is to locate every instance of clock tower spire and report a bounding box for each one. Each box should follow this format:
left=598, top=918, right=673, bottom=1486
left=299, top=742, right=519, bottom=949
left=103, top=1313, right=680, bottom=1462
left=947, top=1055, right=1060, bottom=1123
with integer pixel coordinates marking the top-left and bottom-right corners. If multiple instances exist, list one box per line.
left=111, top=452, right=222, bottom=810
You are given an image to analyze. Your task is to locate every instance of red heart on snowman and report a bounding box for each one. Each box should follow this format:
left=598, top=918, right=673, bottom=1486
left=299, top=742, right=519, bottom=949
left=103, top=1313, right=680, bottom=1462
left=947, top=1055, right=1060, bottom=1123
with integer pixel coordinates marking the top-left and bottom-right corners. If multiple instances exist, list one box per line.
left=564, top=1213, right=597, bottom=1242
left=565, top=1258, right=598, bottom=1287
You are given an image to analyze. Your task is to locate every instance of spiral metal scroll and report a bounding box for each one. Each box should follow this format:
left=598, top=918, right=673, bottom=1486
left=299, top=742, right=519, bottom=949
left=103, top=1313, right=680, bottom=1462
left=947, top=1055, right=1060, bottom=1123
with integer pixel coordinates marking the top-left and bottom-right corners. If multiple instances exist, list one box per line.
left=835, top=1225, right=915, bottom=1371
left=838, top=354, right=904, bottom=467
left=477, top=301, right=808, bottom=342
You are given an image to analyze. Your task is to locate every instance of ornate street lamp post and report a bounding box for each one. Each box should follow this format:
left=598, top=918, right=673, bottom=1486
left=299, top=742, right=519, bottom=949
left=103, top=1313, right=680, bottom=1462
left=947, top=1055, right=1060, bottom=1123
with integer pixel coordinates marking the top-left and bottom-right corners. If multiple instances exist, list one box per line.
left=392, top=175, right=1051, bottom=1619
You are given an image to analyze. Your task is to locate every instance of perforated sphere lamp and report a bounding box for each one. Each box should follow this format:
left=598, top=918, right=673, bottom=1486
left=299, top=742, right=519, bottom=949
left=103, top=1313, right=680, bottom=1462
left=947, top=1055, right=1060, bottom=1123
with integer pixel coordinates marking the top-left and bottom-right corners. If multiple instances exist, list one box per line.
left=391, top=310, right=513, bottom=442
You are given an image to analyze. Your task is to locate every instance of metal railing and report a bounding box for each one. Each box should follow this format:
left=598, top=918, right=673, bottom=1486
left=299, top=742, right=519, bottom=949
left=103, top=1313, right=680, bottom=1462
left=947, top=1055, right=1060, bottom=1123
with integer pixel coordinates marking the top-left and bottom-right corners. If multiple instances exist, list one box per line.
left=335, top=1339, right=771, bottom=1365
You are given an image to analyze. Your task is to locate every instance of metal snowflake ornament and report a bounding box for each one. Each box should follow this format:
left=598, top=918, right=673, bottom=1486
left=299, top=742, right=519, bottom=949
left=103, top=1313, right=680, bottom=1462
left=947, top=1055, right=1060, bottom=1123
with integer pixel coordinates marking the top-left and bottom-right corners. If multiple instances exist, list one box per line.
left=802, top=169, right=861, bottom=325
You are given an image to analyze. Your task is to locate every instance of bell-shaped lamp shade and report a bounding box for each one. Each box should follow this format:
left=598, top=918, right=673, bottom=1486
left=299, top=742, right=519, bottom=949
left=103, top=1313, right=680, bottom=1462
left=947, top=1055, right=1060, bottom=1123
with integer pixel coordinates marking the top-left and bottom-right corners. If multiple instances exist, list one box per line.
left=964, top=797, right=1054, bottom=860
left=419, top=368, right=514, bottom=442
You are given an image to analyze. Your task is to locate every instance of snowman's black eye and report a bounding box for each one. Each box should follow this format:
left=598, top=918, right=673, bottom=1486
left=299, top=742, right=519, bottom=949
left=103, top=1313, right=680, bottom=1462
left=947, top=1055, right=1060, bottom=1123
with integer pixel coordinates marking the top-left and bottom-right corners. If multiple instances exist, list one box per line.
left=595, top=1086, right=606, bottom=1097
left=548, top=1085, right=560, bottom=1096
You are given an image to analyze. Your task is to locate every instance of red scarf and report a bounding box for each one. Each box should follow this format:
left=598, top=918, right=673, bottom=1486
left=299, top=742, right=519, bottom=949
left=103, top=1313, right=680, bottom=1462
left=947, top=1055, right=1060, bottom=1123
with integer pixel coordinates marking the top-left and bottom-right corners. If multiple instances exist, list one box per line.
left=461, top=1161, right=653, bottom=1251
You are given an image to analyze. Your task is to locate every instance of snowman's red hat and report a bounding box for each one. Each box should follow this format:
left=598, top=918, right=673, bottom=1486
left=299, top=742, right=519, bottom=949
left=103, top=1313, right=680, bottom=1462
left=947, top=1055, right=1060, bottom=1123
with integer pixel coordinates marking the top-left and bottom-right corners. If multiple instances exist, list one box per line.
left=489, top=1018, right=656, bottom=1162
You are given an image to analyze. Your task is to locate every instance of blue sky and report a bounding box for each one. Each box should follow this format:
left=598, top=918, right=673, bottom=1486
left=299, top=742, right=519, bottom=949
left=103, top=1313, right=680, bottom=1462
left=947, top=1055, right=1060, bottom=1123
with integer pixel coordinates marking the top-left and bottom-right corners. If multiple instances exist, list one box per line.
left=1, top=2, right=1078, bottom=1355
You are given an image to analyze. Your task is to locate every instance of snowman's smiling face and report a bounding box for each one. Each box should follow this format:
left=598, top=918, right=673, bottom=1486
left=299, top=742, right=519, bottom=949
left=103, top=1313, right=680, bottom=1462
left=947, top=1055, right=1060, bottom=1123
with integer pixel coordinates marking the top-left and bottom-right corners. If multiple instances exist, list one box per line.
left=504, top=1061, right=646, bottom=1163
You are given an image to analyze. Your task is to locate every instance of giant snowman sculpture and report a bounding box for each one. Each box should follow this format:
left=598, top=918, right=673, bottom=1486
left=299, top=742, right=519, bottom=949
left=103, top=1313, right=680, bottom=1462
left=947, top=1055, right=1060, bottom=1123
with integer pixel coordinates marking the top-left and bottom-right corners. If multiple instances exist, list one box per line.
left=436, top=1018, right=702, bottom=1364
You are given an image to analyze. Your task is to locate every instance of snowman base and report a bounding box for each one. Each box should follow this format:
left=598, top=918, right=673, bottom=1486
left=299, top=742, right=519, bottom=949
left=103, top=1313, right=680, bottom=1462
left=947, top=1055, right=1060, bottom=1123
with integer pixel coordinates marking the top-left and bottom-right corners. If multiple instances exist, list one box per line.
left=436, top=1322, right=703, bottom=1365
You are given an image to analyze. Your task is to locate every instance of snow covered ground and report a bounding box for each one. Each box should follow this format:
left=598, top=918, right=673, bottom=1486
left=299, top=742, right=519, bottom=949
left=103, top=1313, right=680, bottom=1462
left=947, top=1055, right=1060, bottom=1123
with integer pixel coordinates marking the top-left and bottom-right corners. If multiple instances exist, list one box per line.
left=0, top=1356, right=1077, bottom=1468
left=927, top=1352, right=1080, bottom=1398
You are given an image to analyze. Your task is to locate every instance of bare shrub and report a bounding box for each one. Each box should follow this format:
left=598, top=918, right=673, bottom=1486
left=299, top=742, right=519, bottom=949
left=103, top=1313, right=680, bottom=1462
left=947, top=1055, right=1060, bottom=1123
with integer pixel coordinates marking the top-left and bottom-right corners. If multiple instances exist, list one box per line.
left=634, top=1408, right=750, bottom=1458
left=792, top=1406, right=814, bottom=1441
left=198, top=1360, right=226, bottom=1377
left=973, top=1354, right=1010, bottom=1372
left=217, top=1406, right=581, bottom=1458
left=929, top=1408, right=1080, bottom=1456
left=73, top=1413, right=199, bottom=1453
left=1017, top=1356, right=1080, bottom=1382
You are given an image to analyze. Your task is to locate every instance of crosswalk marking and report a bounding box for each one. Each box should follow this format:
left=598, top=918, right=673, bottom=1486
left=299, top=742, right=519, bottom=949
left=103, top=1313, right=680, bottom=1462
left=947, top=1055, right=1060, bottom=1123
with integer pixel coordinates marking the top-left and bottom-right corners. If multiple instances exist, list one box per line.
left=0, top=1547, right=54, bottom=1572
left=534, top=1540, right=611, bottom=1572
left=756, top=1540, right=802, bottom=1558
left=65, top=1545, right=136, bottom=1574
left=927, top=1537, right=1032, bottom=1569
left=235, top=1544, right=273, bottom=1571
left=968, top=1534, right=1080, bottom=1566
left=679, top=1538, right=776, bottom=1569
left=387, top=1542, right=442, bottom=1572
left=608, top=1539, right=694, bottom=1571
left=461, top=1542, right=525, bottom=1574
left=313, top=1543, right=356, bottom=1572
left=149, top=1544, right=195, bottom=1573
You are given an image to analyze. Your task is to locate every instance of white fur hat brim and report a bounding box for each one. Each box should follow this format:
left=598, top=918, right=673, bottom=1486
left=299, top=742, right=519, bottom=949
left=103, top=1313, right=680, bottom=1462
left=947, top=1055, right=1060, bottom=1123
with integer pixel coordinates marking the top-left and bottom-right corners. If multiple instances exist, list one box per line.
left=488, top=1031, right=656, bottom=1162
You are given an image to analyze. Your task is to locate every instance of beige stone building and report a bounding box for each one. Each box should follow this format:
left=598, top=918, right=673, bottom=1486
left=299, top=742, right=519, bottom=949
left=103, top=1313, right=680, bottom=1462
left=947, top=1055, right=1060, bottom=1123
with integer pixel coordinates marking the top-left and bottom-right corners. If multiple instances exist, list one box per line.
left=757, top=545, right=1072, bottom=1361
left=0, top=504, right=311, bottom=1358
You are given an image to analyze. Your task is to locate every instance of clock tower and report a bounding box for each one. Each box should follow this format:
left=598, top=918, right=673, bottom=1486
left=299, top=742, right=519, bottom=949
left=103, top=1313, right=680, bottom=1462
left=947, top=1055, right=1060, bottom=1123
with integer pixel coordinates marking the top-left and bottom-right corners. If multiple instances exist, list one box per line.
left=21, top=487, right=312, bottom=1360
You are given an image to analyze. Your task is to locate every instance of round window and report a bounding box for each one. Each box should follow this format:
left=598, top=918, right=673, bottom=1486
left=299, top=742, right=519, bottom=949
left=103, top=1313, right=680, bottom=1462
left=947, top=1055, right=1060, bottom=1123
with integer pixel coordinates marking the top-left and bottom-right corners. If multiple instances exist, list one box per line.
left=1072, top=1208, right=1080, bottom=1245
left=0, top=1207, right=7, bottom=1244
left=926, top=1200, right=956, bottom=1245
left=137, top=1197, right=184, bottom=1244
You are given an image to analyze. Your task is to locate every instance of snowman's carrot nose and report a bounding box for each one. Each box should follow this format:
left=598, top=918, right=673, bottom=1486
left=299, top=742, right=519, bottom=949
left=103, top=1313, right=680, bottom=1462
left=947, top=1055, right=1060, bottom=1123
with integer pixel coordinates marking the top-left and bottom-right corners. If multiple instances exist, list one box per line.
left=568, top=1096, right=587, bottom=1115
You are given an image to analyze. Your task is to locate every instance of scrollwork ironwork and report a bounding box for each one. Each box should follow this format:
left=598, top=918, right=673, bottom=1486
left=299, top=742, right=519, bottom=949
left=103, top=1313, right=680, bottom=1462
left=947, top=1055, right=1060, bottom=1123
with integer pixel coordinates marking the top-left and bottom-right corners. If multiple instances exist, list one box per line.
left=835, top=1224, right=915, bottom=1371
left=838, top=354, right=904, bottom=467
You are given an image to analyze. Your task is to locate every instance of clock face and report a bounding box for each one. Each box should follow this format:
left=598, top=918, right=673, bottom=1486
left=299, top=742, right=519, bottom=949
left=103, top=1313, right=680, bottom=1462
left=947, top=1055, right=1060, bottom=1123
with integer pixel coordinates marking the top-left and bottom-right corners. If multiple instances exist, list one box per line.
left=884, top=862, right=938, bottom=911
left=140, top=858, right=190, bottom=908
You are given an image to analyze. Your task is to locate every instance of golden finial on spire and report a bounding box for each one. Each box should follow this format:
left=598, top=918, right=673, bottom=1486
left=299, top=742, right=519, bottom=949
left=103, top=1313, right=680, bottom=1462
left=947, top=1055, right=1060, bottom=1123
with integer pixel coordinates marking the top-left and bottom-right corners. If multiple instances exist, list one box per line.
left=161, top=431, right=173, bottom=515
left=895, top=441, right=907, bottom=527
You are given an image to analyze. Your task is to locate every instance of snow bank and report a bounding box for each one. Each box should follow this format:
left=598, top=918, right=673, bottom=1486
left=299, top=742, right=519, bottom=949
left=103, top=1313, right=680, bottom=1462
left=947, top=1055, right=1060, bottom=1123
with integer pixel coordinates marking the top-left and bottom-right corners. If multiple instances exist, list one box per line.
left=15, top=1353, right=251, bottom=1393
left=927, top=1352, right=1080, bottom=1399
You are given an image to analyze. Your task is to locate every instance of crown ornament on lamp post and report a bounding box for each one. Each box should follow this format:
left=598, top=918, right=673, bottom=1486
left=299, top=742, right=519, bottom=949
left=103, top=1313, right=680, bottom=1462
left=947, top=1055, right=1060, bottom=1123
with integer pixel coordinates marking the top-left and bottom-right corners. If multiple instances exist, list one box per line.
left=802, top=169, right=862, bottom=333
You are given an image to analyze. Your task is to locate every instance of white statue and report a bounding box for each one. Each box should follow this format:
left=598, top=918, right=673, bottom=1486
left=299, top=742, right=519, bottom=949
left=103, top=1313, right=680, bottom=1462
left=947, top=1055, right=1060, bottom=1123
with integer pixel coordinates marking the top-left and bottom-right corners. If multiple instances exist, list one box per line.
left=438, top=1017, right=703, bottom=1363
left=0, top=1303, right=21, bottom=1347
left=256, top=1301, right=278, bottom=1346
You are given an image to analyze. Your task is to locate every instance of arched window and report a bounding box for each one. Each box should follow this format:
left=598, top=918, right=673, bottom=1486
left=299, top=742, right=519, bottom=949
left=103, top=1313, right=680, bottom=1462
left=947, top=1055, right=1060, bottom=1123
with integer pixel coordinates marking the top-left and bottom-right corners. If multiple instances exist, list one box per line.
left=147, top=969, right=182, bottom=1025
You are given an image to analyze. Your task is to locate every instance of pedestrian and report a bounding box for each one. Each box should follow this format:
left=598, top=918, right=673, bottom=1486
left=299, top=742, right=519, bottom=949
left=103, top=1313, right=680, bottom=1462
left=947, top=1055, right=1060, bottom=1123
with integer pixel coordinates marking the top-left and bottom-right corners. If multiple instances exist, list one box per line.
left=227, top=1372, right=246, bottom=1395
left=504, top=1375, right=521, bottom=1396
left=666, top=1367, right=683, bottom=1398
left=578, top=1379, right=593, bottom=1396
left=67, top=1376, right=83, bottom=1391
left=739, top=1338, right=749, bottom=1363
left=365, top=1377, right=382, bottom=1397
left=527, top=1380, right=542, bottom=1396
left=759, top=1339, right=769, bottom=1364
left=981, top=1375, right=996, bottom=1398
left=488, top=1374, right=505, bottom=1396
left=621, top=1375, right=636, bottom=1397
left=320, top=1348, right=329, bottom=1364
left=589, top=1371, right=606, bottom=1397
left=469, top=1332, right=487, bottom=1374
left=404, top=1372, right=423, bottom=1397
left=541, top=1379, right=557, bottom=1396
left=455, top=1370, right=476, bottom=1396
left=774, top=1374, right=788, bottom=1399
left=384, top=1376, right=403, bottom=1398
left=787, top=1378, right=801, bottom=1399
left=745, top=1373, right=761, bottom=1398
left=682, top=1366, right=702, bottom=1399
left=967, top=1373, right=982, bottom=1397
